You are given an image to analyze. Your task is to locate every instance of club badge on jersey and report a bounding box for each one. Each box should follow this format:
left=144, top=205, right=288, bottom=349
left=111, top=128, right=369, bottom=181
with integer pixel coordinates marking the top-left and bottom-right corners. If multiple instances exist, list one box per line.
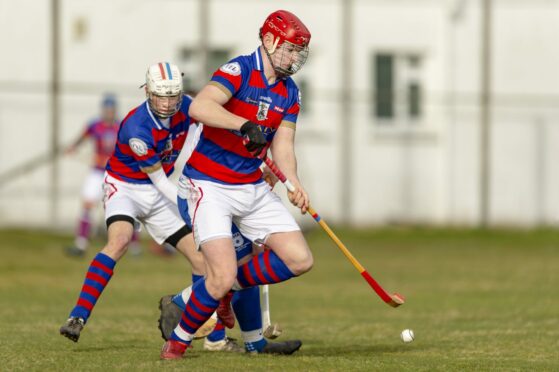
left=129, top=138, right=148, bottom=156
left=257, top=101, right=270, bottom=121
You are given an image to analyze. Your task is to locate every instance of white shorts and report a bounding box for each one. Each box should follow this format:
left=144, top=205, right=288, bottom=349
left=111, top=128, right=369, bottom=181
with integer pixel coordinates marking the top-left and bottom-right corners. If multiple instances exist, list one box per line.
left=81, top=168, right=105, bottom=202
left=179, top=176, right=300, bottom=247
left=103, top=173, right=185, bottom=244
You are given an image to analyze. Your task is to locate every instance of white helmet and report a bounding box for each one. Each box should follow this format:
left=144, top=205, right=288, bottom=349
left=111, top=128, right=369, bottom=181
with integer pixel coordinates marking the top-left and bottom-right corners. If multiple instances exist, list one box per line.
left=145, top=62, right=183, bottom=118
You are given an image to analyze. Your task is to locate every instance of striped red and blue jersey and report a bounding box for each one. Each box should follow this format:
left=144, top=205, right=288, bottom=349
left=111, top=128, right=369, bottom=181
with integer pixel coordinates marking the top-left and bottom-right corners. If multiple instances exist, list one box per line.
left=83, top=119, right=119, bottom=170
left=185, top=48, right=301, bottom=185
left=106, top=96, right=193, bottom=184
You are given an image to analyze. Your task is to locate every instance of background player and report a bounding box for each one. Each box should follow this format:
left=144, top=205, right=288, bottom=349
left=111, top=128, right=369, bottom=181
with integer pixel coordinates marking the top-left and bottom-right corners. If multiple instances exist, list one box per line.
left=64, top=95, right=140, bottom=257
left=160, top=10, right=314, bottom=359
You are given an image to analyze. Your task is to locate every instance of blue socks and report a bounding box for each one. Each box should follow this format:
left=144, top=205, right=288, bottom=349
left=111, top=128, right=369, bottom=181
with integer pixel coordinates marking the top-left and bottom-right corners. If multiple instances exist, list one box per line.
left=232, top=286, right=267, bottom=352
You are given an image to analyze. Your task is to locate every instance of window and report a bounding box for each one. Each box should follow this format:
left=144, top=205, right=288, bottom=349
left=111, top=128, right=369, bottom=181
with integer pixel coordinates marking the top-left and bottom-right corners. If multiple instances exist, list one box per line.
left=408, top=82, right=421, bottom=118
left=178, top=48, right=197, bottom=94
left=208, top=49, right=230, bottom=76
left=297, top=79, right=310, bottom=115
left=178, top=47, right=231, bottom=94
left=372, top=52, right=423, bottom=123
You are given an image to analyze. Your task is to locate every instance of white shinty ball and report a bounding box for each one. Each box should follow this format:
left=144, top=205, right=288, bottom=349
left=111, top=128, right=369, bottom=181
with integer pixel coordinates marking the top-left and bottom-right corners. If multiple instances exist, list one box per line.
left=400, top=329, right=414, bottom=343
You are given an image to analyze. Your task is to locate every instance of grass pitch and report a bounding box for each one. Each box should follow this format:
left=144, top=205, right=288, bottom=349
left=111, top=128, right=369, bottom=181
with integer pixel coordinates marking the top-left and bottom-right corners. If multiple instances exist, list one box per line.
left=1, top=227, right=558, bottom=371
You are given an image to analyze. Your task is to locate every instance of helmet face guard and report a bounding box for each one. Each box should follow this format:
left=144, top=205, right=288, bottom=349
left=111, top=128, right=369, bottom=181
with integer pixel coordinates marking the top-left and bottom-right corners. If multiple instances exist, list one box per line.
left=266, top=41, right=309, bottom=77
left=260, top=10, right=311, bottom=77
left=145, top=62, right=183, bottom=118
left=147, top=93, right=182, bottom=119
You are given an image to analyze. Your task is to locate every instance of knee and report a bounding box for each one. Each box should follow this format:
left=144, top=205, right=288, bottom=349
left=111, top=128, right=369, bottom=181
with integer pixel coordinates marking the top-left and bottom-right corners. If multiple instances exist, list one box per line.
left=106, top=234, right=132, bottom=255
left=189, top=254, right=206, bottom=275
left=175, top=237, right=206, bottom=275
left=206, top=272, right=236, bottom=299
left=289, top=253, right=313, bottom=276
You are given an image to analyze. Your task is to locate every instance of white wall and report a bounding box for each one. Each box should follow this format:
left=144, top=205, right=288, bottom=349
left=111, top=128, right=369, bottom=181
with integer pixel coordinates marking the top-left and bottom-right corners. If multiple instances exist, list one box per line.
left=1, top=0, right=559, bottom=229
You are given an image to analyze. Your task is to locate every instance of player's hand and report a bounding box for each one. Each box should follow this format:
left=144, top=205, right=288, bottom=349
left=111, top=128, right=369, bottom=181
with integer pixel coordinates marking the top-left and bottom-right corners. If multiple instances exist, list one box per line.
left=287, top=181, right=309, bottom=214
left=240, top=121, right=267, bottom=159
left=262, top=165, right=279, bottom=189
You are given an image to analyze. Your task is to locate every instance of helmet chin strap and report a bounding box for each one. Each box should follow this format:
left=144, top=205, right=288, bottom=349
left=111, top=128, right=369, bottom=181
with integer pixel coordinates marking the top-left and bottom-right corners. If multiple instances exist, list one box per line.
left=263, top=39, right=292, bottom=79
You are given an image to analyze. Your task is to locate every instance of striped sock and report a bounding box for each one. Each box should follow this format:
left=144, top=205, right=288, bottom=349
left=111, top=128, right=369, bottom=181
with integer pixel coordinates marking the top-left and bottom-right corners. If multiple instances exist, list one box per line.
left=170, top=278, right=219, bottom=345
left=69, top=253, right=116, bottom=322
left=206, top=320, right=225, bottom=342
left=235, top=250, right=294, bottom=289
left=172, top=274, right=203, bottom=309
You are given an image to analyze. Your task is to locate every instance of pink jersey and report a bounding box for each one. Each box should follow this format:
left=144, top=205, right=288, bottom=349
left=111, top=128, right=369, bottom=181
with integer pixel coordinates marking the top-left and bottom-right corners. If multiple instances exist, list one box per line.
left=84, top=119, right=119, bottom=170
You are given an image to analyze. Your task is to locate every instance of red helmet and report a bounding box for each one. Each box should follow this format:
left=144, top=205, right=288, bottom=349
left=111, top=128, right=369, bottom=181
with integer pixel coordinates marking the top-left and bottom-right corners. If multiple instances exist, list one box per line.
left=260, top=10, right=311, bottom=48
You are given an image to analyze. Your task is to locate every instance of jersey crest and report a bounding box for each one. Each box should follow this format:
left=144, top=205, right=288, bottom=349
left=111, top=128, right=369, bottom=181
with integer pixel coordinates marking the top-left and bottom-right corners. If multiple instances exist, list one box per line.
left=257, top=100, right=270, bottom=121
left=129, top=138, right=148, bottom=156
left=220, top=62, right=242, bottom=76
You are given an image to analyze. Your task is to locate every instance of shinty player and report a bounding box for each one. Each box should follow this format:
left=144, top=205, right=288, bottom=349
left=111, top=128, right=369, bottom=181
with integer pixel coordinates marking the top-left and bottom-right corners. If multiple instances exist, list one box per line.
left=59, top=62, right=290, bottom=353
left=161, top=10, right=314, bottom=359
left=59, top=62, right=207, bottom=343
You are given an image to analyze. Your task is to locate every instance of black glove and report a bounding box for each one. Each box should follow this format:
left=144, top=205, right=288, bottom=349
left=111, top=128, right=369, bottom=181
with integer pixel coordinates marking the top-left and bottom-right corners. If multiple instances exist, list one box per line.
left=240, top=121, right=267, bottom=158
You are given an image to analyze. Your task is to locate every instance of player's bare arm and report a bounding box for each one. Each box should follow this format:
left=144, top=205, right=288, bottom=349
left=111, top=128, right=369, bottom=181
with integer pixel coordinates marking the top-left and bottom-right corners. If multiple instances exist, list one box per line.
left=271, top=124, right=309, bottom=213
left=188, top=84, right=246, bottom=131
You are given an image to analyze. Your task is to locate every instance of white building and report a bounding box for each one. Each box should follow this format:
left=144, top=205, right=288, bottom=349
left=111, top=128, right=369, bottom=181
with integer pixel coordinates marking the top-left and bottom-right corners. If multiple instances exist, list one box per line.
left=1, top=0, right=558, bottom=229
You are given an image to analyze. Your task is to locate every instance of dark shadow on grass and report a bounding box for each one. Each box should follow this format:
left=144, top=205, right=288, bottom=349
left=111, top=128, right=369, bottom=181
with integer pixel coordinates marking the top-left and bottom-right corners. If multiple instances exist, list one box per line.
left=297, top=343, right=428, bottom=357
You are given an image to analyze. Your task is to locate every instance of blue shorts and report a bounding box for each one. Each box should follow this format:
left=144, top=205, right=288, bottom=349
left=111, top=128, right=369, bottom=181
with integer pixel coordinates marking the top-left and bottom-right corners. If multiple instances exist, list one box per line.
left=178, top=196, right=252, bottom=262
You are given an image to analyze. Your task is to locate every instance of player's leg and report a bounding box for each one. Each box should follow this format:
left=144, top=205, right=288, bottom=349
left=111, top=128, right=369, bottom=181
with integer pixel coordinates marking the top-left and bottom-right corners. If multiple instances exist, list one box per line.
left=165, top=235, right=205, bottom=319
left=233, top=234, right=313, bottom=288
left=159, top=283, right=221, bottom=343
left=159, top=226, right=300, bottom=354
left=66, top=169, right=104, bottom=256
left=158, top=221, right=237, bottom=350
left=66, top=201, right=95, bottom=256
left=158, top=194, right=216, bottom=338
left=173, top=192, right=235, bottom=332
left=232, top=285, right=301, bottom=355
left=60, top=175, right=143, bottom=342
left=233, top=185, right=313, bottom=290
left=157, top=230, right=220, bottom=342
left=60, top=218, right=135, bottom=342
left=158, top=232, right=234, bottom=346
left=128, top=229, right=142, bottom=256
left=159, top=179, right=250, bottom=359
left=145, top=193, right=237, bottom=351
left=161, top=238, right=238, bottom=359
left=202, top=226, right=254, bottom=353
left=228, top=247, right=301, bottom=355
left=172, top=231, right=204, bottom=276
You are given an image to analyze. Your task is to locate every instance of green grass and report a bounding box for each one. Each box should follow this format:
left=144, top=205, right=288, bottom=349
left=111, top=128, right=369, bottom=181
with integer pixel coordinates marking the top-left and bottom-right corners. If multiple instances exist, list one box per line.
left=1, top=227, right=558, bottom=371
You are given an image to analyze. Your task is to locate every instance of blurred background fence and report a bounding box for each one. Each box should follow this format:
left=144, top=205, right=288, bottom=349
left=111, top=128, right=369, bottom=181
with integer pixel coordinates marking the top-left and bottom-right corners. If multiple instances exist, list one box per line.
left=1, top=0, right=559, bottom=230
